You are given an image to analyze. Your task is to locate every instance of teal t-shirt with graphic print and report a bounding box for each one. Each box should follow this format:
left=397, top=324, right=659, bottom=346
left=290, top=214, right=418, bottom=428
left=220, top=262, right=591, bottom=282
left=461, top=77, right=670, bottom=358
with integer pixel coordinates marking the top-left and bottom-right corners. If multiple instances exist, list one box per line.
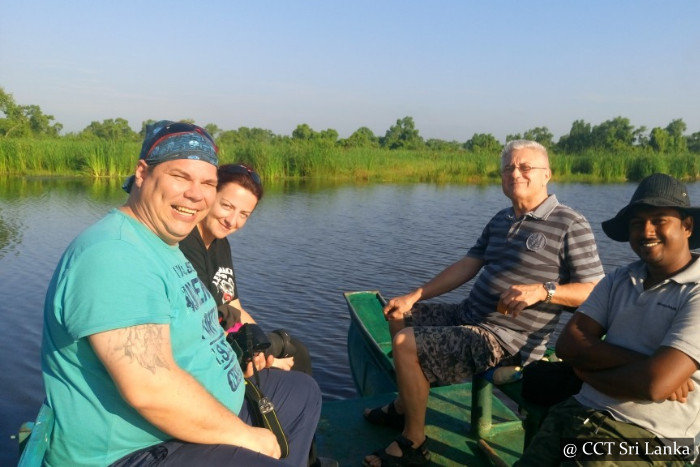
left=42, top=209, right=245, bottom=466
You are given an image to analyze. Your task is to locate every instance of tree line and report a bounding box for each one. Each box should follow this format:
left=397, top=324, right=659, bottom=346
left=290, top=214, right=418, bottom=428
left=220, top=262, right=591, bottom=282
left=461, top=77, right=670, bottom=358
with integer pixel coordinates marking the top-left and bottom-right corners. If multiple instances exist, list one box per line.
left=2, top=86, right=699, bottom=156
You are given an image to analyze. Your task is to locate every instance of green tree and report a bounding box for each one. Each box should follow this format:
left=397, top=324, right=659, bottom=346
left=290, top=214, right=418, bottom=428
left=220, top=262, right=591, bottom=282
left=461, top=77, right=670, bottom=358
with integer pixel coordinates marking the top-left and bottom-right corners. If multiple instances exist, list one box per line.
left=381, top=116, right=423, bottom=149
left=590, top=116, right=635, bottom=151
left=243, top=127, right=277, bottom=143
left=0, top=87, right=25, bottom=136
left=218, top=127, right=277, bottom=146
left=0, top=87, right=62, bottom=137
left=522, top=127, right=554, bottom=148
left=81, top=118, right=137, bottom=140
left=464, top=133, right=501, bottom=153
left=340, top=127, right=379, bottom=148
left=204, top=123, right=222, bottom=139
left=24, top=105, right=63, bottom=136
left=0, top=87, right=12, bottom=112
left=688, top=132, right=700, bottom=153
left=425, top=138, right=462, bottom=151
left=505, top=133, right=523, bottom=143
left=633, top=126, right=648, bottom=147
left=665, top=118, right=687, bottom=153
left=318, top=128, right=339, bottom=143
left=292, top=123, right=316, bottom=141
left=556, top=120, right=592, bottom=153
left=649, top=127, right=670, bottom=153
left=666, top=118, right=687, bottom=138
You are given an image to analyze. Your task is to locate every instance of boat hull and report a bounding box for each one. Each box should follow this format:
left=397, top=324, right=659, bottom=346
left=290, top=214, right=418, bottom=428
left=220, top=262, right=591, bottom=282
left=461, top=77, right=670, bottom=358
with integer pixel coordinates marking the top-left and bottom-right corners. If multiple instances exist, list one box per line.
left=345, top=290, right=397, bottom=396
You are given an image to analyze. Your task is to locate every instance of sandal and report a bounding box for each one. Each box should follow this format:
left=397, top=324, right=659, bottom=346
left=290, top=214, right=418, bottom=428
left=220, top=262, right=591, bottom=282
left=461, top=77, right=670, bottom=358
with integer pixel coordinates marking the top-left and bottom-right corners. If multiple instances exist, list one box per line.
left=363, top=434, right=430, bottom=466
left=363, top=400, right=405, bottom=431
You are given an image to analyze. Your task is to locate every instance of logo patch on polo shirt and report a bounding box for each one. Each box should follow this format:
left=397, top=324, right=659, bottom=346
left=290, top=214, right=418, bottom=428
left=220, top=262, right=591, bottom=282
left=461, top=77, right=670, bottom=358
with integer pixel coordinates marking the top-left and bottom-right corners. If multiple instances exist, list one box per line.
left=526, top=232, right=547, bottom=251
left=657, top=302, right=678, bottom=312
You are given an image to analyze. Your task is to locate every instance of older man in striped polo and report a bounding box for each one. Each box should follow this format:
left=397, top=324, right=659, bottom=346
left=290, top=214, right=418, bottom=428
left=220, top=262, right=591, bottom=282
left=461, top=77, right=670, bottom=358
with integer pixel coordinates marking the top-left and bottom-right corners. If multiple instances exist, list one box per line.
left=363, top=139, right=605, bottom=466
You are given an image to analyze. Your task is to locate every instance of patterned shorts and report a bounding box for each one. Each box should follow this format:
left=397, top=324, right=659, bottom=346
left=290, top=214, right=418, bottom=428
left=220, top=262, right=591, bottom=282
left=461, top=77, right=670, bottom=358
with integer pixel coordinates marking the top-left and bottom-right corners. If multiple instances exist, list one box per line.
left=411, top=302, right=515, bottom=385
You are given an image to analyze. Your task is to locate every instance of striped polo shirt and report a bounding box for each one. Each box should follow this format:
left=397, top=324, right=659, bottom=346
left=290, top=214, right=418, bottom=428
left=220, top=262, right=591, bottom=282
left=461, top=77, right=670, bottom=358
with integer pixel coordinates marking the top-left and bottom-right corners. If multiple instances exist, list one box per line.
left=461, top=194, right=605, bottom=363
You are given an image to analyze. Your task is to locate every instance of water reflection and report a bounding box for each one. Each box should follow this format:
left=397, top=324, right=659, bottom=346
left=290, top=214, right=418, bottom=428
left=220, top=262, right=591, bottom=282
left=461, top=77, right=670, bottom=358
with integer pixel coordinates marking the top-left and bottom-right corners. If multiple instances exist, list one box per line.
left=0, top=175, right=123, bottom=200
left=0, top=212, right=22, bottom=260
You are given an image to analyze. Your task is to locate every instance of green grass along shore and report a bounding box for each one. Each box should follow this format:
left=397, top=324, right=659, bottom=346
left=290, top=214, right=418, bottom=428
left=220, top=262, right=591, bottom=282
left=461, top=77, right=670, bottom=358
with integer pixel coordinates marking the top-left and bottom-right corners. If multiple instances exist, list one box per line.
left=2, top=139, right=699, bottom=184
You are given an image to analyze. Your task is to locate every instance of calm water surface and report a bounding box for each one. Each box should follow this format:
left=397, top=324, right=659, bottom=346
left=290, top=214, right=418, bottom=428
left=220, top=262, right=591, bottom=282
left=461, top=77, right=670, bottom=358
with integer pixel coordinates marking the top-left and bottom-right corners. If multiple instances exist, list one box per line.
left=3, top=176, right=696, bottom=464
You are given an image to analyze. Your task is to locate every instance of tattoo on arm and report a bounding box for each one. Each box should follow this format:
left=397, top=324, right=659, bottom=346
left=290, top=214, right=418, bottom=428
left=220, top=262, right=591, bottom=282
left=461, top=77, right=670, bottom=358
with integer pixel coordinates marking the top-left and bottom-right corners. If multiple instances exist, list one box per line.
left=113, top=324, right=171, bottom=374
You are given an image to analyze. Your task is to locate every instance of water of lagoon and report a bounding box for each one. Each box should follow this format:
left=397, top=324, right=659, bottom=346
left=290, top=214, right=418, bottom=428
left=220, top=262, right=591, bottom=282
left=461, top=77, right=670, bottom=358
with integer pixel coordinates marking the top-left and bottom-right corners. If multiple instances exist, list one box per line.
left=3, top=176, right=691, bottom=465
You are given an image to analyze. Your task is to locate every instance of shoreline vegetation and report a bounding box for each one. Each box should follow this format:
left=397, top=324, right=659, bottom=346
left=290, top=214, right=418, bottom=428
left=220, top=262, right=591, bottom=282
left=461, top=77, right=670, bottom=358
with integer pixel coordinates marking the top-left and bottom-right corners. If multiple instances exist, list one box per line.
left=2, top=138, right=699, bottom=185
left=2, top=87, right=699, bottom=184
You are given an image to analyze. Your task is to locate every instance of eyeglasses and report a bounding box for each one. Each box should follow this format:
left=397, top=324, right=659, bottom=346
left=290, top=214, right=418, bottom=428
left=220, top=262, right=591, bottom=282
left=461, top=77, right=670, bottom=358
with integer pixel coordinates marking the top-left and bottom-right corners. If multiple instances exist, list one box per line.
left=501, top=164, right=548, bottom=175
left=220, top=164, right=262, bottom=186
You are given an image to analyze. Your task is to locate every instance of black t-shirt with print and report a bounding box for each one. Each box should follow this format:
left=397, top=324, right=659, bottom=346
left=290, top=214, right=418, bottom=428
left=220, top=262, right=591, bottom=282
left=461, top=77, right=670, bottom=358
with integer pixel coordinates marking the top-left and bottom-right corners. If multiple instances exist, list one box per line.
left=179, top=228, right=239, bottom=327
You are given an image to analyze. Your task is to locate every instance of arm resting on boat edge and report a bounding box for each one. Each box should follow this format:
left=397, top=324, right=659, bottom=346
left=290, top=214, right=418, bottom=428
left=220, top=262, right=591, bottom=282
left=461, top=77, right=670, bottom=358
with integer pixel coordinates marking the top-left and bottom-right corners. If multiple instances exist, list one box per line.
left=89, top=324, right=281, bottom=458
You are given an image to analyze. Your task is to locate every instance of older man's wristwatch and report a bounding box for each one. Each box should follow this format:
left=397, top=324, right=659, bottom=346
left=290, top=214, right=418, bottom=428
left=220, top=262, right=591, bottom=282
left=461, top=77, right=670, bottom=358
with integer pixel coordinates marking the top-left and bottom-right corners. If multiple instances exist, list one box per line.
left=543, top=282, right=557, bottom=304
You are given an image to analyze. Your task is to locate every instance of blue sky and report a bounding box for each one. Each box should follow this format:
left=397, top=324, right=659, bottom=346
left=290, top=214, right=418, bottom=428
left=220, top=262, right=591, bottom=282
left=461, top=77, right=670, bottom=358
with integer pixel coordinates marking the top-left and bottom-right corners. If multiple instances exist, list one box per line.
left=1, top=0, right=699, bottom=142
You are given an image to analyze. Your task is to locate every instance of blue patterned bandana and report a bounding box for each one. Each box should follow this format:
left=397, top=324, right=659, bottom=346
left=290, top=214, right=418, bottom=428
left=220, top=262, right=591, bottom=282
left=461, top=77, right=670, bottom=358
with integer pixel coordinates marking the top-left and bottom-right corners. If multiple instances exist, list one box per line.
left=123, top=120, right=219, bottom=193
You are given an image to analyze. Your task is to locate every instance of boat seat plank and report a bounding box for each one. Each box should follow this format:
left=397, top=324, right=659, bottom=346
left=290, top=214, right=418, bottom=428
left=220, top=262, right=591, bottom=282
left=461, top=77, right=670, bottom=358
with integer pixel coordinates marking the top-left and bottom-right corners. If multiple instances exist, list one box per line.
left=316, top=384, right=525, bottom=466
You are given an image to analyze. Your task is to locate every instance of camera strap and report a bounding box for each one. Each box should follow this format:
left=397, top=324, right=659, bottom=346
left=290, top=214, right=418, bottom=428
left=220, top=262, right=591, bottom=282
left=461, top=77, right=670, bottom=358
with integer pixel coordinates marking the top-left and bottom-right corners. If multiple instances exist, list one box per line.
left=244, top=377, right=289, bottom=458
left=244, top=340, right=289, bottom=458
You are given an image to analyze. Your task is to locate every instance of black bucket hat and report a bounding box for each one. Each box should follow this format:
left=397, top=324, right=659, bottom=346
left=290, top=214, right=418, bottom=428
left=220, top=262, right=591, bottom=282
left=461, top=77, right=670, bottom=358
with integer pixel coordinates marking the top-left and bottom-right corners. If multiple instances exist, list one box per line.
left=602, top=173, right=700, bottom=249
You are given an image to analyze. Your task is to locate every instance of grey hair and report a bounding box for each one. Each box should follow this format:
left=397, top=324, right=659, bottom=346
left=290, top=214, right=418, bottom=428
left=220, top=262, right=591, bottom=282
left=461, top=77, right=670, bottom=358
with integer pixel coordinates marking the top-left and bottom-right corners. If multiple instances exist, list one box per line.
left=500, top=139, right=549, bottom=167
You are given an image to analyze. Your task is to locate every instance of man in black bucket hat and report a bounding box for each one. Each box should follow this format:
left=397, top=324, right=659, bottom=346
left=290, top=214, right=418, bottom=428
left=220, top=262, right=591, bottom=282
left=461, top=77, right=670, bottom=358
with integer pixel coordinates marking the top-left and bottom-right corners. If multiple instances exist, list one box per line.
left=517, top=173, right=700, bottom=465
left=601, top=172, right=700, bottom=249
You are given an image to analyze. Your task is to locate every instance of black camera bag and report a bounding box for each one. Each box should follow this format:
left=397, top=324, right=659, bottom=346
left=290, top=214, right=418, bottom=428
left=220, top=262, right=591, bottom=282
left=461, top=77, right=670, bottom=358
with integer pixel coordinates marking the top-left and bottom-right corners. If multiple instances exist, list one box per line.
left=521, top=360, right=582, bottom=407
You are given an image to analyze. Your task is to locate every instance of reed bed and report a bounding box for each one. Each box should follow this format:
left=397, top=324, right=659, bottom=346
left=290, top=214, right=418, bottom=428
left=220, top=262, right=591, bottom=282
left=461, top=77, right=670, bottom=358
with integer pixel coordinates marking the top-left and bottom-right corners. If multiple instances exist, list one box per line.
left=2, top=138, right=698, bottom=184
left=217, top=142, right=504, bottom=183
left=0, top=139, right=139, bottom=177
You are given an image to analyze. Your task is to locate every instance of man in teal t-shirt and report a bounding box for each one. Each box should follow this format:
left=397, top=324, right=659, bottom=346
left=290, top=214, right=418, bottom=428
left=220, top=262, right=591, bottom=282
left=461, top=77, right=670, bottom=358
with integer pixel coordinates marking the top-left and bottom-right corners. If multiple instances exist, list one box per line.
left=41, top=121, right=321, bottom=466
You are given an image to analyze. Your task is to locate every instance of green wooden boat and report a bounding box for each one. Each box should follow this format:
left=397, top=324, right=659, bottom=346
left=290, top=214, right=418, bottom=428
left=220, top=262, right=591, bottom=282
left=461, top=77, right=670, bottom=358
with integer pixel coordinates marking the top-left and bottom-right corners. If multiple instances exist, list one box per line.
left=314, top=290, right=543, bottom=466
